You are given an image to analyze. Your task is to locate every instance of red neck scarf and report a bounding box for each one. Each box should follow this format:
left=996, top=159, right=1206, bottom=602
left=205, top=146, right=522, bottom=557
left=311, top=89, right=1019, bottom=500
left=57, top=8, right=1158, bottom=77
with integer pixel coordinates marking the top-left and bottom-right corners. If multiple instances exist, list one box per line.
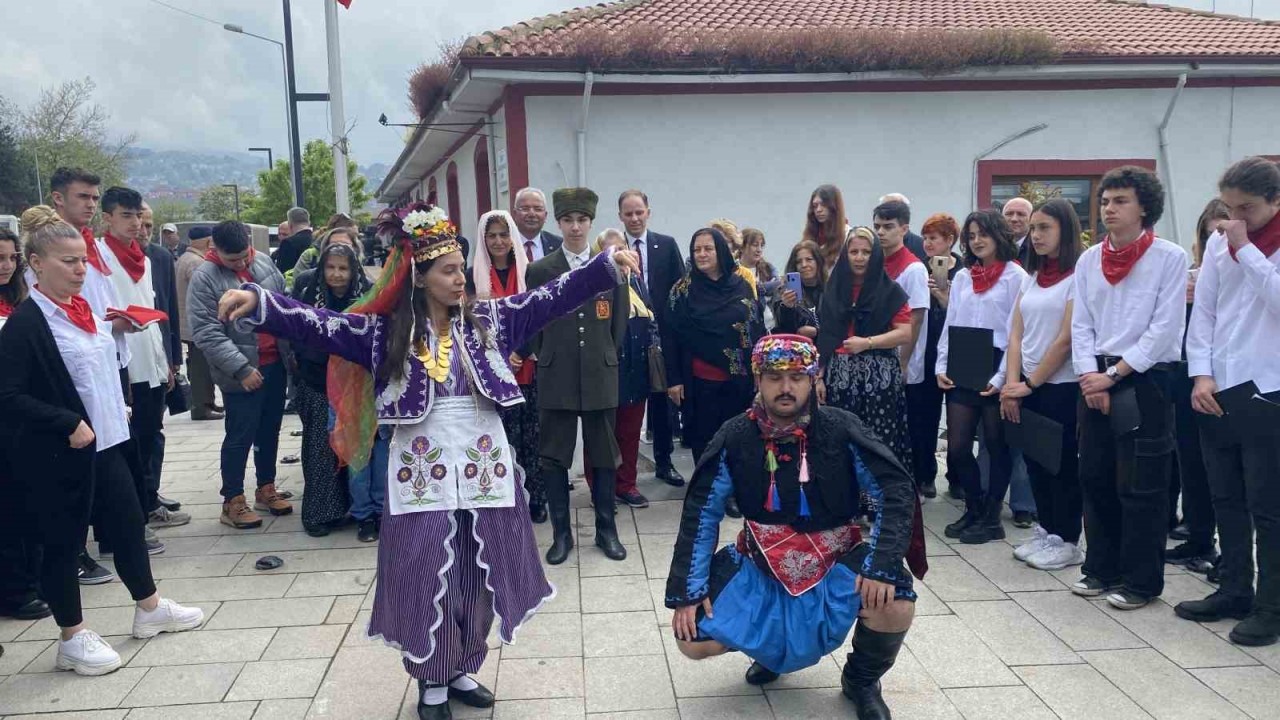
left=39, top=286, right=97, bottom=335
left=1101, top=228, right=1154, bottom=285
left=1036, top=257, right=1073, bottom=288
left=205, top=247, right=257, bottom=282
left=969, top=260, right=1007, bottom=294
left=1231, top=210, right=1280, bottom=262
left=883, top=245, right=916, bottom=280
left=104, top=233, right=146, bottom=283
left=0, top=297, right=13, bottom=318
left=80, top=227, right=110, bottom=276
left=489, top=264, right=519, bottom=298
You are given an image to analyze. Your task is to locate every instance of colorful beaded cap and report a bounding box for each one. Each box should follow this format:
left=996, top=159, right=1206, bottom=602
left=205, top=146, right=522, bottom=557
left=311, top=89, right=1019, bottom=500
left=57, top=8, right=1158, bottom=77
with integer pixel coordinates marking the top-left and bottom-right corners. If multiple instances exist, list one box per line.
left=750, top=334, right=819, bottom=376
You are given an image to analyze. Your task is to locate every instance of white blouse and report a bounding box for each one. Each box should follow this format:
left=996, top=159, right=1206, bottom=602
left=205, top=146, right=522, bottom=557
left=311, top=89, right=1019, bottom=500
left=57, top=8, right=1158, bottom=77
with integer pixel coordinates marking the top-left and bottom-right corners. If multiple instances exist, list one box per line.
left=1187, top=232, right=1280, bottom=394
left=935, top=262, right=1027, bottom=378
left=1071, top=237, right=1187, bottom=376
left=998, top=273, right=1077, bottom=388
left=31, top=288, right=130, bottom=453
left=100, top=239, right=170, bottom=389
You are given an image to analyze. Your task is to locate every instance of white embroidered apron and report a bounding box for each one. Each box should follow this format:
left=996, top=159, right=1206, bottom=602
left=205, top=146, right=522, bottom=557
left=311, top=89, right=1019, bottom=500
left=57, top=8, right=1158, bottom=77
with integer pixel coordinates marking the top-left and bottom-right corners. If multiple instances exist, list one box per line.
left=387, top=395, right=517, bottom=515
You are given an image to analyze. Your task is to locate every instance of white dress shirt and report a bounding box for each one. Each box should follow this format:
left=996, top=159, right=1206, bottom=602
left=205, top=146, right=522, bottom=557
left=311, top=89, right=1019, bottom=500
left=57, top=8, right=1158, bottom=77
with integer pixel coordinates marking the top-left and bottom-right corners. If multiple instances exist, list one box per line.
left=1003, top=273, right=1077, bottom=387
left=25, top=258, right=129, bottom=369
left=100, top=240, right=170, bottom=389
left=31, top=287, right=131, bottom=453
left=627, top=230, right=651, bottom=290
left=563, top=243, right=591, bottom=270
left=521, top=231, right=547, bottom=262
left=889, top=258, right=930, bottom=385
left=1188, top=232, right=1280, bottom=394
left=1071, top=236, right=1187, bottom=376
left=935, top=263, right=1027, bottom=379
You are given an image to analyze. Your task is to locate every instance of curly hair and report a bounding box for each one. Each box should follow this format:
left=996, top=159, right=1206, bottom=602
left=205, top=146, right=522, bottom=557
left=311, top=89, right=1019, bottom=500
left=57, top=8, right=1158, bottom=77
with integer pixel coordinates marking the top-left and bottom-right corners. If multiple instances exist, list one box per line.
left=959, top=210, right=1018, bottom=266
left=1098, top=166, right=1165, bottom=228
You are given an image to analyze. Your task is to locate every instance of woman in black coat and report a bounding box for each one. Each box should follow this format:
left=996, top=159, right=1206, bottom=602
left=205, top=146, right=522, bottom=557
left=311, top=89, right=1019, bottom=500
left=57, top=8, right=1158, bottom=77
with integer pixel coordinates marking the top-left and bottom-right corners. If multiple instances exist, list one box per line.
left=0, top=207, right=203, bottom=676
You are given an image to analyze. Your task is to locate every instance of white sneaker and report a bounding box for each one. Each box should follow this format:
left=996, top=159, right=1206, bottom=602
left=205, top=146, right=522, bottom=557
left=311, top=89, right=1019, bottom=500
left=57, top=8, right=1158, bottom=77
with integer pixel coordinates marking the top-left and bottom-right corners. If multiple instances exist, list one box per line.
left=1013, top=525, right=1050, bottom=562
left=1027, top=535, right=1086, bottom=570
left=55, top=629, right=122, bottom=676
left=132, top=598, right=204, bottom=639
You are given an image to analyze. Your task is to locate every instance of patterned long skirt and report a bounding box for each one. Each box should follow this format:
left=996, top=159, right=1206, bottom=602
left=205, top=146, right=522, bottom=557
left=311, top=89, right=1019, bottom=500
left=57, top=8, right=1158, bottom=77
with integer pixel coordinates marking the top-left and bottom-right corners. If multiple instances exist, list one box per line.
left=825, top=350, right=914, bottom=513
left=499, top=383, right=544, bottom=509
left=297, top=383, right=350, bottom=527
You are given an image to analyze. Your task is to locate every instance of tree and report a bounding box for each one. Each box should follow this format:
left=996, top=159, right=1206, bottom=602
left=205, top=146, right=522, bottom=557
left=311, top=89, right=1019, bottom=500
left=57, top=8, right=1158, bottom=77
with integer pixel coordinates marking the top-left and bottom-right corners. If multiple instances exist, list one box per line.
left=0, top=118, right=39, bottom=213
left=196, top=185, right=255, bottom=222
left=149, top=198, right=197, bottom=231
left=0, top=79, right=135, bottom=195
left=243, top=139, right=372, bottom=226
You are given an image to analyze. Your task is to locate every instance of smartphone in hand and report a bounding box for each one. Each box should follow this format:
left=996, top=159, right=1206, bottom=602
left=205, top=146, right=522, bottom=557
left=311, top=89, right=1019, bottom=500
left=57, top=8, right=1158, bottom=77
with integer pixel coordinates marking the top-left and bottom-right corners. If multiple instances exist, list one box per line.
left=786, top=272, right=803, bottom=296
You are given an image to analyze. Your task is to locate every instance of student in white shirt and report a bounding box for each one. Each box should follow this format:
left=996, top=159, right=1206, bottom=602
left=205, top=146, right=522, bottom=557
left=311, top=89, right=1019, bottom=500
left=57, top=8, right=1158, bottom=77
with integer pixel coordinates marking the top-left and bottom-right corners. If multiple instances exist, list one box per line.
left=999, top=199, right=1085, bottom=571
left=0, top=208, right=202, bottom=676
left=1177, top=157, right=1280, bottom=647
left=936, top=210, right=1027, bottom=545
left=1071, top=166, right=1187, bottom=611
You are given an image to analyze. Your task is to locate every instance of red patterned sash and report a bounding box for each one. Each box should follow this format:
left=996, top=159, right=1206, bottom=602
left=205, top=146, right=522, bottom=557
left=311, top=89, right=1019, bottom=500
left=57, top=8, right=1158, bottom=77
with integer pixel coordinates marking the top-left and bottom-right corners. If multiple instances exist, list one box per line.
left=737, top=520, right=862, bottom=597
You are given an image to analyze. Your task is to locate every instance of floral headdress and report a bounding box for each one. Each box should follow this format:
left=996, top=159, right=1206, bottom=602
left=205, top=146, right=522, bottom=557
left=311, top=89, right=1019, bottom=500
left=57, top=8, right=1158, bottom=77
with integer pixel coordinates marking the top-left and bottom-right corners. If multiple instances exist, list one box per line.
left=751, top=334, right=819, bottom=377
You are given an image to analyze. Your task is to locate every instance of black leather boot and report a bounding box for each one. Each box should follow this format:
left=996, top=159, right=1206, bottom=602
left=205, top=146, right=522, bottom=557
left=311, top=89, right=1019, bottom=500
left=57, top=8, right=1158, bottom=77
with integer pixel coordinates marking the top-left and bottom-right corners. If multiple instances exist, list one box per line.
left=944, top=493, right=983, bottom=539
left=960, top=495, right=1007, bottom=544
left=544, top=467, right=574, bottom=565
left=590, top=469, right=627, bottom=561
left=842, top=624, right=907, bottom=720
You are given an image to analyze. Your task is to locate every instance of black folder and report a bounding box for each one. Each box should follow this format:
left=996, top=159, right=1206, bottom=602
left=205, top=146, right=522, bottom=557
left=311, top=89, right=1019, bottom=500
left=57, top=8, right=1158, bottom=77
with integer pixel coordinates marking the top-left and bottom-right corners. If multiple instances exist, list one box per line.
left=1214, top=380, right=1280, bottom=439
left=1108, top=384, right=1142, bottom=437
left=947, top=326, right=995, bottom=392
left=1003, top=408, right=1064, bottom=476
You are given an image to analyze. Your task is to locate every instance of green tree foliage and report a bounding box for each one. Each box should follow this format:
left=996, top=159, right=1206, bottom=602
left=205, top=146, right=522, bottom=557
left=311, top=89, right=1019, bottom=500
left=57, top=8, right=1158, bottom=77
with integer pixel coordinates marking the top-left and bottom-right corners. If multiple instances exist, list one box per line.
left=149, top=198, right=197, bottom=230
left=196, top=185, right=256, bottom=222
left=0, top=79, right=135, bottom=197
left=243, top=139, right=371, bottom=226
left=0, top=119, right=39, bottom=213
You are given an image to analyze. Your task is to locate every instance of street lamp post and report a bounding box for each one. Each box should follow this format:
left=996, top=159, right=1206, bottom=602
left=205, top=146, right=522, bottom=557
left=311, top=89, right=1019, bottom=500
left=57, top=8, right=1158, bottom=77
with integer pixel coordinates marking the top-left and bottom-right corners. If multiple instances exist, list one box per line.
left=248, top=147, right=274, bottom=169
left=222, top=184, right=242, bottom=221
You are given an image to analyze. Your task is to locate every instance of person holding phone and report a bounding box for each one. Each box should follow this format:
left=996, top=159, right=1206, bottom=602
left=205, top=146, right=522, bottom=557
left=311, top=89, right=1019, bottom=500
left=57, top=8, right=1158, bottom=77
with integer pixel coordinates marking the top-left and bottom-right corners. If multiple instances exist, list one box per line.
left=772, top=240, right=825, bottom=337
left=998, top=200, right=1085, bottom=570
left=935, top=211, right=1027, bottom=545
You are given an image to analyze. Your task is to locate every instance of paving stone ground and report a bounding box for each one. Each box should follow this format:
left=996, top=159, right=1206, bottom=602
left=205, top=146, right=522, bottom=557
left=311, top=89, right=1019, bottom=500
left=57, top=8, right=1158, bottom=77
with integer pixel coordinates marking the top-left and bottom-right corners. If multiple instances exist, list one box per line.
left=0, top=412, right=1275, bottom=719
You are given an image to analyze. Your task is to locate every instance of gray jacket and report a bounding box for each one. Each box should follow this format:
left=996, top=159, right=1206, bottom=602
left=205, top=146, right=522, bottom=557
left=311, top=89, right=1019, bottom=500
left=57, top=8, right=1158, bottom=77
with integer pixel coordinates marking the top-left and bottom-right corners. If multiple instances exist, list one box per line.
left=188, top=252, right=289, bottom=393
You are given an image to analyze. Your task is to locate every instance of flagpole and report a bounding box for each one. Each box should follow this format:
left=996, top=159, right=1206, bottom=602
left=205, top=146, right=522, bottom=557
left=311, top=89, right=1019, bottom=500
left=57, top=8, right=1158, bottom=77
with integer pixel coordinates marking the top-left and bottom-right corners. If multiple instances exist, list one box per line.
left=325, top=0, right=351, bottom=214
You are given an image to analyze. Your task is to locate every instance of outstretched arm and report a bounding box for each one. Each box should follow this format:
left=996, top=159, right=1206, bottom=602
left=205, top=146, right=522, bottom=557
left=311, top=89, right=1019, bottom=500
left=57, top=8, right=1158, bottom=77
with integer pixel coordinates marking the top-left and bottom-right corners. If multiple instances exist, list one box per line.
left=494, top=248, right=638, bottom=352
left=223, top=284, right=377, bottom=369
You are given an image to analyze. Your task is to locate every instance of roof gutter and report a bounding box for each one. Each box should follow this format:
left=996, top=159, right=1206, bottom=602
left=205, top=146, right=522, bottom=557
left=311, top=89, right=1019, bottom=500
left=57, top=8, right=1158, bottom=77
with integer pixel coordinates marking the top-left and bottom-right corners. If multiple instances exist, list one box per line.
left=1157, top=71, right=1190, bottom=247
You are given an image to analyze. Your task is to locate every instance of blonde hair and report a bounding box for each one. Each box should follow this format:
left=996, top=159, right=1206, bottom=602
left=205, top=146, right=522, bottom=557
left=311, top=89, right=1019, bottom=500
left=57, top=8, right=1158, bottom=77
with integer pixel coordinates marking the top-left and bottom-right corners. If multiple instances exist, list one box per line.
left=710, top=218, right=742, bottom=257
left=20, top=205, right=79, bottom=258
left=593, top=228, right=626, bottom=252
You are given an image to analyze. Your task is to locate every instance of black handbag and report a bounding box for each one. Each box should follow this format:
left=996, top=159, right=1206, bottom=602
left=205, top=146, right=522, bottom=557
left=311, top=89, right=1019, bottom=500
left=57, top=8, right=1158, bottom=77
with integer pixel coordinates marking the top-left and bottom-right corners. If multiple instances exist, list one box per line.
left=166, top=372, right=192, bottom=416
left=647, top=344, right=667, bottom=394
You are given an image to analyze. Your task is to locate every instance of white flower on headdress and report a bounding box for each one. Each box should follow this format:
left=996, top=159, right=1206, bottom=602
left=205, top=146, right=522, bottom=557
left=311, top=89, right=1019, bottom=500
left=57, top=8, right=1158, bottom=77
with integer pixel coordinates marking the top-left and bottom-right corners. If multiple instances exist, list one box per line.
left=402, top=207, right=450, bottom=235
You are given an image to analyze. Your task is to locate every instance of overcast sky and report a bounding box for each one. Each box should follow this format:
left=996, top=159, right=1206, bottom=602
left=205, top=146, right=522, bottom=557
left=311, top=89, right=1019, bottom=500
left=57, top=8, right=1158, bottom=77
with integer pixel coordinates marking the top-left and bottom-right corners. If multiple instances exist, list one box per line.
left=4, top=0, right=1274, bottom=170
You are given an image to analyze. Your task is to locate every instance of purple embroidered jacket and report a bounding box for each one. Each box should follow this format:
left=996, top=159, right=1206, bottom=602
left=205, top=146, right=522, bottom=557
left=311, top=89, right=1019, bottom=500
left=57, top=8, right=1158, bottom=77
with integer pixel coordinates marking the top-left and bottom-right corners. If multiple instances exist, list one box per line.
left=239, top=248, right=622, bottom=422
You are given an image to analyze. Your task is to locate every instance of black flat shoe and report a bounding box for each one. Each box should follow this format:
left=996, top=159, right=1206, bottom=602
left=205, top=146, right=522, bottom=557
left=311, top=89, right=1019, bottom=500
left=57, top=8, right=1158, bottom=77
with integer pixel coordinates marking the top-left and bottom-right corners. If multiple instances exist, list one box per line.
left=304, top=524, right=330, bottom=538
left=357, top=518, right=379, bottom=543
left=417, top=681, right=453, bottom=720
left=448, top=680, right=495, bottom=708
left=656, top=465, right=685, bottom=487
left=745, top=661, right=779, bottom=685
left=0, top=597, right=52, bottom=620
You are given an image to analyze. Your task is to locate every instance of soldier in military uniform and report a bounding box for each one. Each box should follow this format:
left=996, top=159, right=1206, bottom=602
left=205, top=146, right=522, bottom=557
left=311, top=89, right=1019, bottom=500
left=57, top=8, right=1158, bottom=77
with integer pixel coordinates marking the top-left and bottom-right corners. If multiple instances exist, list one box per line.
left=526, top=188, right=630, bottom=564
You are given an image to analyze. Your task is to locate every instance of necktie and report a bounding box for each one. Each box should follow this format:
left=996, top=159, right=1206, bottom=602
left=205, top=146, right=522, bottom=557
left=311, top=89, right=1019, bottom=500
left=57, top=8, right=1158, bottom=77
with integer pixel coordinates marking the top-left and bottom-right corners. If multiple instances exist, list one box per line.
left=633, top=238, right=645, bottom=282
left=525, top=239, right=535, bottom=263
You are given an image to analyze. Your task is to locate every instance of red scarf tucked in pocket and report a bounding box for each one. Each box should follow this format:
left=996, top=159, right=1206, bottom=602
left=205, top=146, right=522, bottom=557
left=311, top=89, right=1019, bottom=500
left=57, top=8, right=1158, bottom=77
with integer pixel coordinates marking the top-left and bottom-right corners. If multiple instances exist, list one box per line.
left=104, top=233, right=146, bottom=283
left=1100, top=228, right=1154, bottom=285
left=969, top=261, right=1007, bottom=294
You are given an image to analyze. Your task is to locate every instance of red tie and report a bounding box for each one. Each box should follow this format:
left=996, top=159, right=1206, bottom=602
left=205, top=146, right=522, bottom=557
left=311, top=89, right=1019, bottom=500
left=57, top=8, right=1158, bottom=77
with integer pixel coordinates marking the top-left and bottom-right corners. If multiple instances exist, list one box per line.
left=525, top=239, right=535, bottom=263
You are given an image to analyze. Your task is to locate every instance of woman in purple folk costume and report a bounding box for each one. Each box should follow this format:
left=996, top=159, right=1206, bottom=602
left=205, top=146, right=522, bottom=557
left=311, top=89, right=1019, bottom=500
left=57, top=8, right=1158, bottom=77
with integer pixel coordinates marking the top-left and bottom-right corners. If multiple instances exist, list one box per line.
left=217, top=204, right=640, bottom=719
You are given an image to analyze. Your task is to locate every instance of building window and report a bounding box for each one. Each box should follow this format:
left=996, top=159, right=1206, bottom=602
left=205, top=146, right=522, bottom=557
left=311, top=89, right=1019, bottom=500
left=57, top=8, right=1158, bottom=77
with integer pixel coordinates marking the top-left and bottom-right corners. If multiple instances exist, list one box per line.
left=446, top=162, right=461, bottom=226
left=427, top=177, right=438, bottom=207
left=978, top=159, right=1156, bottom=238
left=474, top=141, right=492, bottom=216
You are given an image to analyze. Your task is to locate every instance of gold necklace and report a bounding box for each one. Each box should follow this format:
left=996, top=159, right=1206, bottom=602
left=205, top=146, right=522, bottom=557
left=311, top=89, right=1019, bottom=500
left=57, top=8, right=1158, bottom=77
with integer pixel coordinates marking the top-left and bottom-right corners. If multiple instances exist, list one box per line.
left=415, top=328, right=454, bottom=384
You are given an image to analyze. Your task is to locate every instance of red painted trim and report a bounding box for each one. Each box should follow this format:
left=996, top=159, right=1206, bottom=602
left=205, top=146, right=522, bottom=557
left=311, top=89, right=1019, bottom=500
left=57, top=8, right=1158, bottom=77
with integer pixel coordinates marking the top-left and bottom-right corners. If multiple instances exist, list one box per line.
left=445, top=162, right=461, bottom=229
left=503, top=85, right=530, bottom=199
left=976, top=158, right=1157, bottom=209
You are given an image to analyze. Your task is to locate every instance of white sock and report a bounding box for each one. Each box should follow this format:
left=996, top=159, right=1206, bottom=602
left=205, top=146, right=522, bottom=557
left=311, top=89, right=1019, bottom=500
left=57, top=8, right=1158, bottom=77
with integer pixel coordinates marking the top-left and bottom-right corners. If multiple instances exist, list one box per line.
left=450, top=675, right=478, bottom=691
left=421, top=684, right=448, bottom=705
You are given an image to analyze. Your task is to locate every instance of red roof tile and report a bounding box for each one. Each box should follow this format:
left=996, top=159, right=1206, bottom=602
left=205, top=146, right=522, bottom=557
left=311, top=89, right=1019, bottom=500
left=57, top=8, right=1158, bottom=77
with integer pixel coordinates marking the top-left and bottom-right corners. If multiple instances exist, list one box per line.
left=464, top=0, right=1280, bottom=60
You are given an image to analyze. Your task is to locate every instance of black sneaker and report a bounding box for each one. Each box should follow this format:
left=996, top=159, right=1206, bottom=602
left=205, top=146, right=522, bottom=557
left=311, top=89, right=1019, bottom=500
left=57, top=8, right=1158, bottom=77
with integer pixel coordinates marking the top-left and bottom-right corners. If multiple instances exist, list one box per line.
left=1106, top=589, right=1154, bottom=611
left=357, top=518, right=380, bottom=543
left=1174, top=591, right=1252, bottom=623
left=1012, top=511, right=1037, bottom=529
left=1230, top=612, right=1280, bottom=647
left=1071, top=576, right=1122, bottom=597
left=617, top=490, right=650, bottom=509
left=78, top=553, right=115, bottom=586
left=1165, top=541, right=1217, bottom=567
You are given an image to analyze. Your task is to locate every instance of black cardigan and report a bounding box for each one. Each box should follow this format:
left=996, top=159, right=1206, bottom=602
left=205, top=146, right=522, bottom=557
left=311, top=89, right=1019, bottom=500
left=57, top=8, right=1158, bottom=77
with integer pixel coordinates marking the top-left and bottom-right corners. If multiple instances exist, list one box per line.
left=0, top=299, right=100, bottom=542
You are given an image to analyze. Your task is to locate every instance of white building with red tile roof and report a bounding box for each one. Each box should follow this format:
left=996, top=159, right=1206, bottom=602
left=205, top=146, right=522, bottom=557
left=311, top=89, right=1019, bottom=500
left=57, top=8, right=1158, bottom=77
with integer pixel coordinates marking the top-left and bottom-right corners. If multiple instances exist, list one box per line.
left=378, top=0, right=1280, bottom=259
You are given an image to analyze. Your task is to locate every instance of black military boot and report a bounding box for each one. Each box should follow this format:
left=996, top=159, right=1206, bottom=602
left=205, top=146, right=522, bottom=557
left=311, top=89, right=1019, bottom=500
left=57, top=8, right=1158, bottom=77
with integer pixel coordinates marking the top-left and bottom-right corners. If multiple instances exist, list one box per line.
left=944, top=493, right=983, bottom=539
left=544, top=467, right=574, bottom=565
left=960, top=495, right=1007, bottom=544
left=841, top=624, right=907, bottom=720
left=590, top=469, right=627, bottom=560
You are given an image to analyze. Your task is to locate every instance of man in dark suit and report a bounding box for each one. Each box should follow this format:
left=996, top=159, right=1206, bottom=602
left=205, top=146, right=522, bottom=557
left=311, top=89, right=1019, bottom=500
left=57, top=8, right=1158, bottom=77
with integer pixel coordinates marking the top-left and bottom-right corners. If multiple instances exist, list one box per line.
left=274, top=207, right=314, bottom=273
left=526, top=188, right=628, bottom=565
left=618, top=189, right=686, bottom=486
left=1003, top=196, right=1036, bottom=266
left=880, top=193, right=929, bottom=262
left=512, top=187, right=564, bottom=261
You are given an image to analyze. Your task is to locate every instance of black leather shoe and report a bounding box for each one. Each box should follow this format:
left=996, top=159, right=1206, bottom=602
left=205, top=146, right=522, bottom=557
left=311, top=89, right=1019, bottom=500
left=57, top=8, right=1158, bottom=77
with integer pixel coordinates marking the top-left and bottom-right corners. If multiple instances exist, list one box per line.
left=157, top=495, right=183, bottom=511
left=919, top=481, right=937, bottom=499
left=1175, top=591, right=1253, bottom=623
left=529, top=503, right=548, bottom=524
left=416, top=681, right=453, bottom=720
left=304, top=523, right=330, bottom=538
left=1230, top=612, right=1280, bottom=647
left=448, top=680, right=495, bottom=708
left=0, top=597, right=52, bottom=620
left=656, top=465, right=685, bottom=487
left=745, top=661, right=779, bottom=685
left=842, top=678, right=891, bottom=720
left=357, top=518, right=379, bottom=543
left=724, top=496, right=743, bottom=519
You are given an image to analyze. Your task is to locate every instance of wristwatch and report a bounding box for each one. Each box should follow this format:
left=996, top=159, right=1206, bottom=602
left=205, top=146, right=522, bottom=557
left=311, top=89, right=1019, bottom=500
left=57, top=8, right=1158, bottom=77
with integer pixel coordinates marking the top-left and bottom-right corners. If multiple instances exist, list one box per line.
left=1105, top=365, right=1122, bottom=382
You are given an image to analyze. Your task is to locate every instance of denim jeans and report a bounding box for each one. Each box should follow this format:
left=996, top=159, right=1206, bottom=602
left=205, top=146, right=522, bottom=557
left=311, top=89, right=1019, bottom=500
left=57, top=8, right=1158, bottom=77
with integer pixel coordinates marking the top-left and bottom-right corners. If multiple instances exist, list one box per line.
left=220, top=362, right=286, bottom=500
left=345, top=422, right=389, bottom=521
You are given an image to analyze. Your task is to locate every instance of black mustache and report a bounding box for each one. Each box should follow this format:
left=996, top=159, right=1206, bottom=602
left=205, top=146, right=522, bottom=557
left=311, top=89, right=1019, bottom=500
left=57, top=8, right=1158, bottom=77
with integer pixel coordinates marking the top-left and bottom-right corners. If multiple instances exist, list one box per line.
left=774, top=394, right=797, bottom=403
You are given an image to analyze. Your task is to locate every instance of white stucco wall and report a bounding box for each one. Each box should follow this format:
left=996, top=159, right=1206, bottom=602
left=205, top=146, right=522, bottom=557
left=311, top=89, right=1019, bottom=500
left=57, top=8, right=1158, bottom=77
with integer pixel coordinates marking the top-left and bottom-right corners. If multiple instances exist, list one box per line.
left=519, top=85, right=1276, bottom=268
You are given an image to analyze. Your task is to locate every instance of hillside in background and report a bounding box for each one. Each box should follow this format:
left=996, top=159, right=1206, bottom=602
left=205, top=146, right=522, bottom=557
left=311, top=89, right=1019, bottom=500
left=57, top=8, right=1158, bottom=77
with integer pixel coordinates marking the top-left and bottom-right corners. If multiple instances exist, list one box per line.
left=125, top=147, right=388, bottom=203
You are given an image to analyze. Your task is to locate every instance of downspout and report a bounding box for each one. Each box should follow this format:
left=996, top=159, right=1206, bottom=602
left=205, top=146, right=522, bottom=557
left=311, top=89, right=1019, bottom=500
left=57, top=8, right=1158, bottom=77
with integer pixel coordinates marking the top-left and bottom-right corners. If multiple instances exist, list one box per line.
left=1158, top=72, right=1188, bottom=247
left=970, top=123, right=1048, bottom=210
left=578, top=71, right=594, bottom=186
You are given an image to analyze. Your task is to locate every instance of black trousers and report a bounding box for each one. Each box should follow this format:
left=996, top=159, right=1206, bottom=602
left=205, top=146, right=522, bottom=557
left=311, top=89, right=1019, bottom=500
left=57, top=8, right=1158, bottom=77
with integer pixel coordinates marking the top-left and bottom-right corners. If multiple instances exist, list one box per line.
left=0, top=472, right=40, bottom=608
left=184, top=341, right=216, bottom=411
left=1021, top=382, right=1082, bottom=544
left=1169, top=364, right=1215, bottom=547
left=686, top=376, right=755, bottom=466
left=905, top=381, right=944, bottom=489
left=128, top=382, right=167, bottom=514
left=646, top=391, right=676, bottom=468
left=538, top=408, right=619, bottom=473
left=45, top=446, right=157, bottom=627
left=1079, top=370, right=1173, bottom=598
left=1201, top=428, right=1280, bottom=614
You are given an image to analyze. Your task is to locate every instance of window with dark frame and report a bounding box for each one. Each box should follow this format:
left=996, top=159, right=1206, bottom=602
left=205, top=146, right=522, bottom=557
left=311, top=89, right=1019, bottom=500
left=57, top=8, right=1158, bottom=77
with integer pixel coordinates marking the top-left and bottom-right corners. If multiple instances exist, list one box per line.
left=990, top=176, right=1100, bottom=236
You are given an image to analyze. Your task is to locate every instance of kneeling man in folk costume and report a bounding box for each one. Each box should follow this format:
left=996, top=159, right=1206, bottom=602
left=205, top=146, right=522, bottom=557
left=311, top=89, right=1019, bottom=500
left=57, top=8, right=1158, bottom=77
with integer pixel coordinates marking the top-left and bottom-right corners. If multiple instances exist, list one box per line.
left=667, top=334, right=919, bottom=720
